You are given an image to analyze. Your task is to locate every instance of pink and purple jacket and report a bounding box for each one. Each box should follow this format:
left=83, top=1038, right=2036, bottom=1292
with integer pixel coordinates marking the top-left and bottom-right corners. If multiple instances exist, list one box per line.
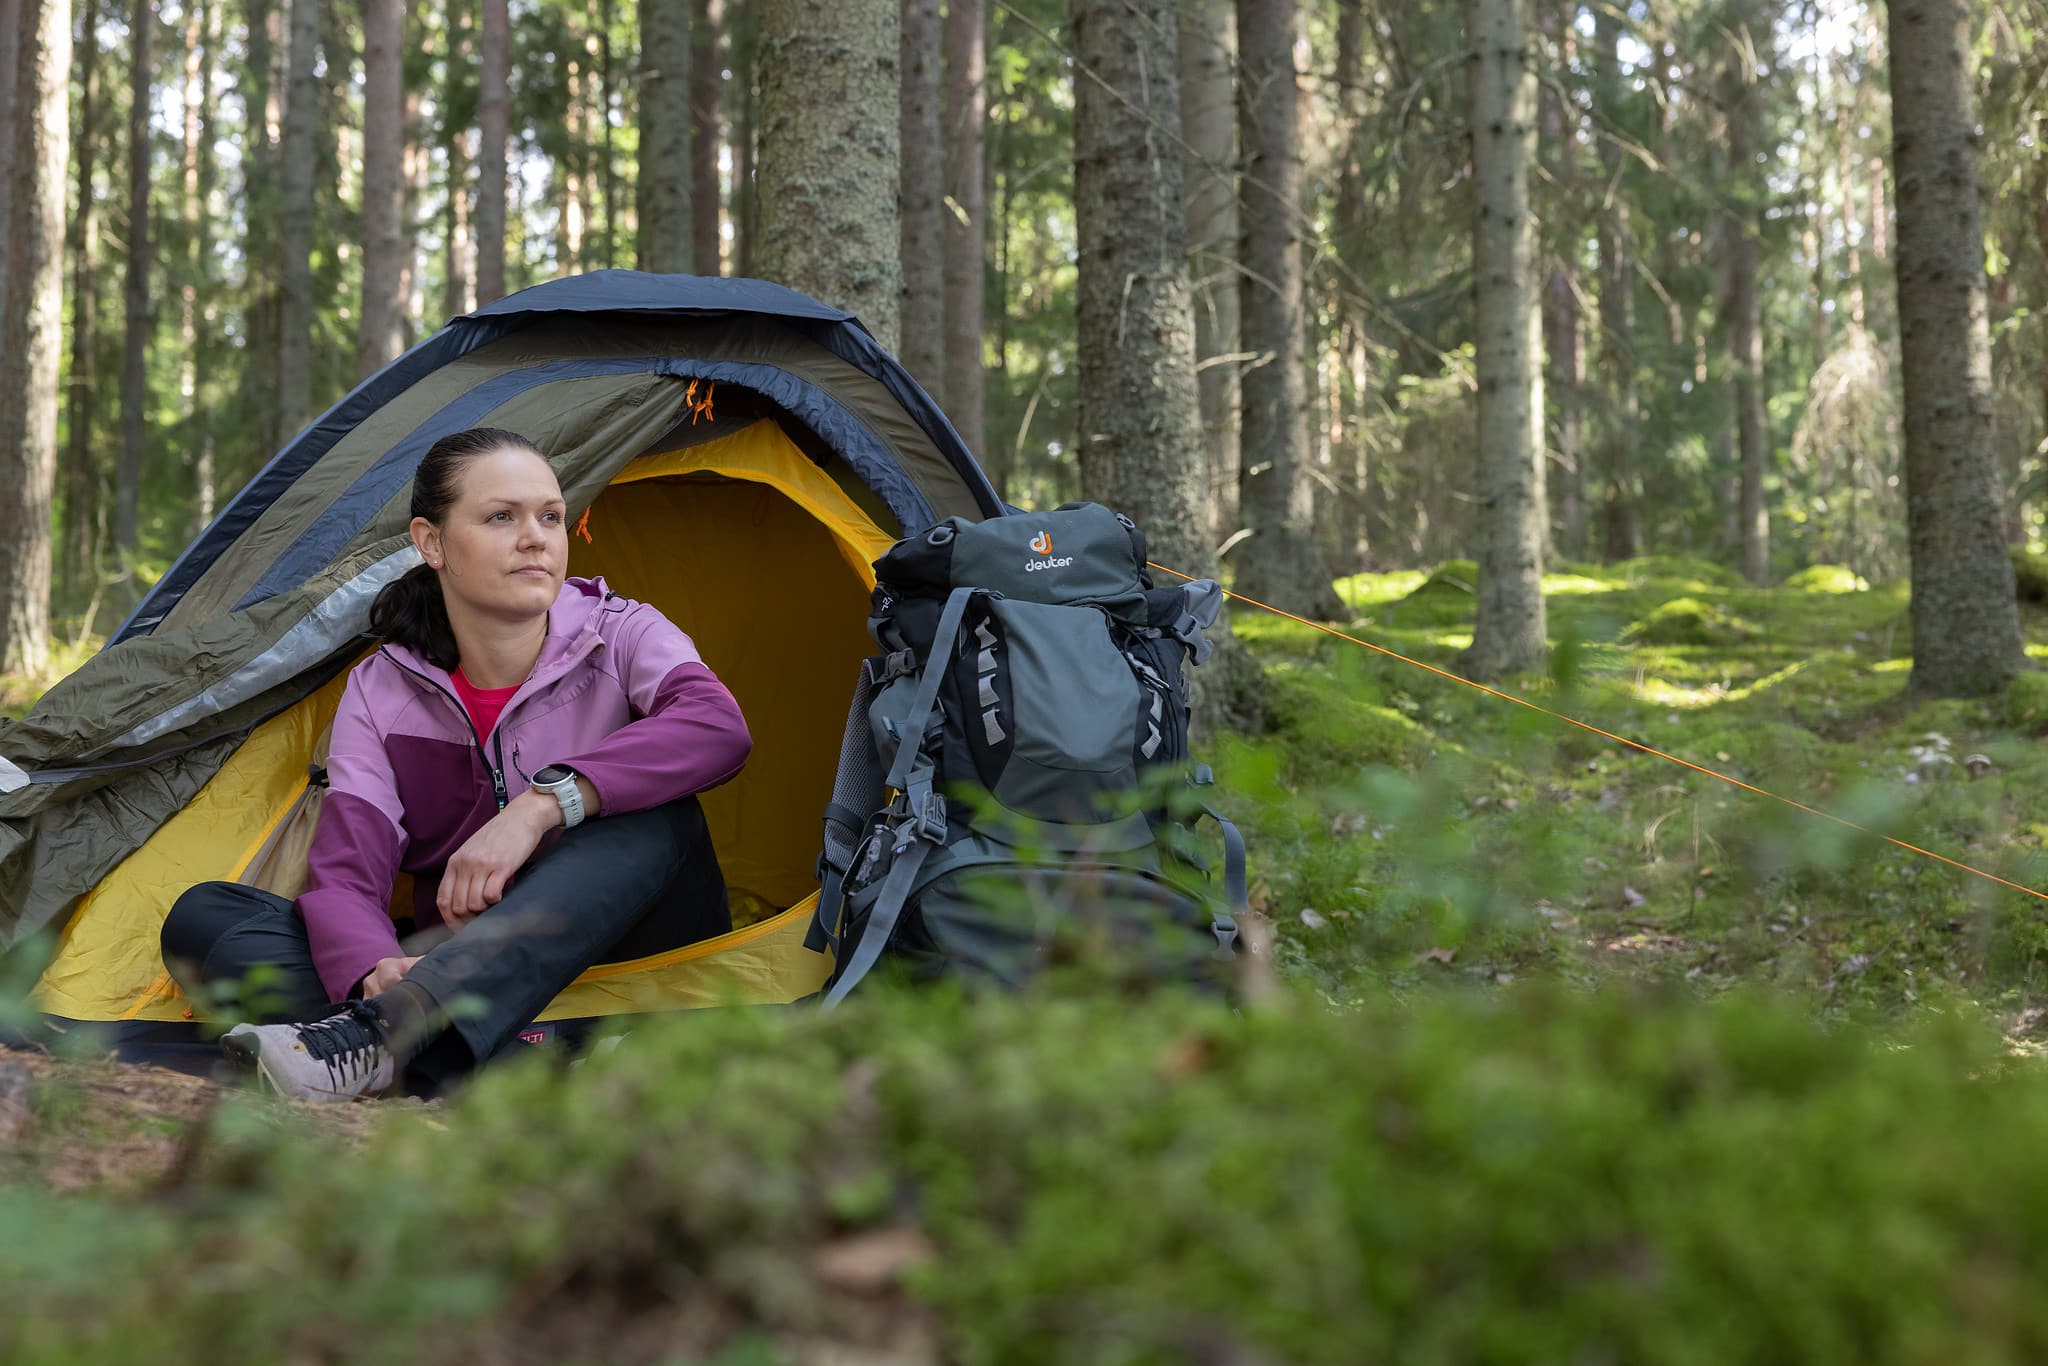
left=299, top=576, right=751, bottom=1001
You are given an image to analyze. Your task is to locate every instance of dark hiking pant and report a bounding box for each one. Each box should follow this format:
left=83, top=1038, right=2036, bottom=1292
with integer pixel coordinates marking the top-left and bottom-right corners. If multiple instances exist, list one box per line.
left=161, top=796, right=730, bottom=1085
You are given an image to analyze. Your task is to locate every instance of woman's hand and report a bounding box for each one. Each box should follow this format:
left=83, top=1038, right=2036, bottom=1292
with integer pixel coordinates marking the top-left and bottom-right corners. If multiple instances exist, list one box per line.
left=359, top=955, right=421, bottom=997
left=438, top=791, right=557, bottom=928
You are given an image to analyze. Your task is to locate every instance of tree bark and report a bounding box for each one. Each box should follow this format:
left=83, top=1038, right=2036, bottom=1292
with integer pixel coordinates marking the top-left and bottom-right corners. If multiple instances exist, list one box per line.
left=1232, top=0, right=1339, bottom=618
left=63, top=0, right=103, bottom=595
left=756, top=0, right=900, bottom=350
left=731, top=0, right=758, bottom=274
left=1886, top=0, right=2023, bottom=694
left=443, top=1, right=474, bottom=318
left=691, top=0, right=723, bottom=272
left=1181, top=0, right=1238, bottom=550
left=1592, top=4, right=1638, bottom=561
left=641, top=0, right=693, bottom=272
left=116, top=0, right=156, bottom=560
left=180, top=0, right=217, bottom=531
left=0, top=0, right=70, bottom=674
left=1332, top=0, right=1370, bottom=572
left=942, top=0, right=985, bottom=458
left=277, top=0, right=317, bottom=447
left=898, top=0, right=946, bottom=401
left=1465, top=0, right=1547, bottom=678
left=1539, top=0, right=1582, bottom=559
left=0, top=0, right=21, bottom=352
left=1722, top=0, right=1769, bottom=585
left=357, top=0, right=404, bottom=377
left=1072, top=0, right=1249, bottom=734
left=475, top=0, right=509, bottom=302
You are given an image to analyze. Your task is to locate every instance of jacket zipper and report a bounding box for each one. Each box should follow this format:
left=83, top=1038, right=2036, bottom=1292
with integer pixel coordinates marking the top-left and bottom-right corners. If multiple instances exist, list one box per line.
left=378, top=647, right=510, bottom=810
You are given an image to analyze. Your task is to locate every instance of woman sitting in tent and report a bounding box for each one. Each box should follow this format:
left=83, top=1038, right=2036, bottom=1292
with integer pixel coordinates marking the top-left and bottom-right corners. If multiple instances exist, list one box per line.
left=161, top=427, right=751, bottom=1101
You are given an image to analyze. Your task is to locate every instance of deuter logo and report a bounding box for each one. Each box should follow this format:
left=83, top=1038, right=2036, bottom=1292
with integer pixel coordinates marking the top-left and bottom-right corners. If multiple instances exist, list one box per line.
left=1024, top=528, right=1073, bottom=572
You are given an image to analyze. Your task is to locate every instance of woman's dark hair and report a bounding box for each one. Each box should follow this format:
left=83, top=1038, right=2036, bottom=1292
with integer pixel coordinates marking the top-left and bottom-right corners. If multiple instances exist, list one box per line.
left=368, top=427, right=549, bottom=670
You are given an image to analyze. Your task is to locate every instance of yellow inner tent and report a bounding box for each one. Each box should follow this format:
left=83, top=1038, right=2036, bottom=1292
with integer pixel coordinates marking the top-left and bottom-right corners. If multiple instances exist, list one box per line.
left=36, top=418, right=892, bottom=1022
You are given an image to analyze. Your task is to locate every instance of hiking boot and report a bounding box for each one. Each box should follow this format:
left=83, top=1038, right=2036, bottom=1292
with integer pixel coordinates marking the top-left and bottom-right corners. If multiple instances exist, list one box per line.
left=220, top=1001, right=399, bottom=1102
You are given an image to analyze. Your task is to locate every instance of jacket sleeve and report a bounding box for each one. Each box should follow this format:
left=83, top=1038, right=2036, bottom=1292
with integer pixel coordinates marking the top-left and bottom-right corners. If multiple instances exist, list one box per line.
left=559, top=602, right=752, bottom=815
left=297, top=668, right=409, bottom=1002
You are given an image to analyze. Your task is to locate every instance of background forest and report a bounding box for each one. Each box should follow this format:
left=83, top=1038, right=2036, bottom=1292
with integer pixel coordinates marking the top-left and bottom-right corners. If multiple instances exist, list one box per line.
left=0, top=0, right=2042, bottom=674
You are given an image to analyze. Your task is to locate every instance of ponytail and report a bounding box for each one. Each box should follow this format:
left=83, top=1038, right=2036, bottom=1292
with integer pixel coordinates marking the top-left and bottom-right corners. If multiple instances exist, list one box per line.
left=369, top=562, right=460, bottom=671
left=367, top=425, right=547, bottom=672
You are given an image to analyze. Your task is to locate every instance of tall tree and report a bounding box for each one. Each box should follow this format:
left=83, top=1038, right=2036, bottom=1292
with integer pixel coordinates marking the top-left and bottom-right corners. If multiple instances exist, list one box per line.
left=942, top=0, right=986, bottom=458
left=641, top=0, right=694, bottom=272
left=442, top=1, right=475, bottom=317
left=116, top=0, right=156, bottom=560
left=1072, top=0, right=1241, bottom=730
left=1232, top=0, right=1338, bottom=618
left=1591, top=4, right=1638, bottom=560
left=731, top=0, right=758, bottom=273
left=691, top=0, right=723, bottom=271
left=898, top=0, right=946, bottom=401
left=1721, top=0, right=1770, bottom=585
left=180, top=0, right=218, bottom=529
left=475, top=0, right=509, bottom=303
left=276, top=0, right=317, bottom=446
left=1539, top=0, right=1583, bottom=556
left=1180, top=0, right=1238, bottom=547
left=358, top=0, right=404, bottom=377
left=0, top=0, right=70, bottom=674
left=1464, top=0, right=1546, bottom=677
left=756, top=0, right=900, bottom=349
left=0, top=0, right=20, bottom=346
left=1887, top=0, right=2023, bottom=694
left=63, top=0, right=103, bottom=593
left=1332, top=0, right=1369, bottom=571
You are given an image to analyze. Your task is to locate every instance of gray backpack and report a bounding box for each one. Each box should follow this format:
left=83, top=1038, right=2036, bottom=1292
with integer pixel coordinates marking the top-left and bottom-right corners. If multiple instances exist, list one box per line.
left=808, top=502, right=1246, bottom=1004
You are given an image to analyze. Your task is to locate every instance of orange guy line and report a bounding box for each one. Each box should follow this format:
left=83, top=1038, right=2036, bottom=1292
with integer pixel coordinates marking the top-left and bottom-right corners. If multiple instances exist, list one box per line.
left=1150, top=562, right=2048, bottom=904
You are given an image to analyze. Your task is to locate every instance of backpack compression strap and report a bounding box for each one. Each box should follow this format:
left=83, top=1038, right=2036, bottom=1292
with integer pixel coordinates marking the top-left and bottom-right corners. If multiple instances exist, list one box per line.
left=821, top=586, right=978, bottom=1007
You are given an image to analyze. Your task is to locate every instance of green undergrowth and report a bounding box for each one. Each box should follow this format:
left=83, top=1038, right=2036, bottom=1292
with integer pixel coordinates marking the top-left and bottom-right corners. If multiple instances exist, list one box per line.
left=1230, top=559, right=2048, bottom=1016
left=14, top=984, right=2048, bottom=1363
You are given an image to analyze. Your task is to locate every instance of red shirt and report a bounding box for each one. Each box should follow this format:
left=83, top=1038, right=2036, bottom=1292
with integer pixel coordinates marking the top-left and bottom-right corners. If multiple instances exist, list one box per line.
left=450, top=665, right=520, bottom=741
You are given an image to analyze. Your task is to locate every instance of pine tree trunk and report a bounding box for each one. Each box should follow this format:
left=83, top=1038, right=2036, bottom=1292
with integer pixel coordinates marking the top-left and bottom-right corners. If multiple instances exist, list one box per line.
left=357, top=0, right=403, bottom=377
left=640, top=0, right=692, bottom=272
left=1539, top=0, right=1582, bottom=559
left=597, top=9, right=618, bottom=269
left=757, top=0, right=900, bottom=350
left=1232, top=0, right=1338, bottom=618
left=116, top=0, right=156, bottom=560
left=277, top=0, right=317, bottom=447
left=63, top=0, right=103, bottom=596
left=1333, top=0, right=1369, bottom=572
left=1072, top=0, right=1250, bottom=734
left=443, top=4, right=474, bottom=318
left=475, top=0, right=509, bottom=302
left=1592, top=5, right=1638, bottom=562
left=0, top=0, right=20, bottom=350
left=0, top=0, right=69, bottom=674
left=1887, top=0, right=2023, bottom=694
left=691, top=0, right=723, bottom=272
left=1723, top=0, right=1769, bottom=585
left=192, top=0, right=217, bottom=528
left=1181, top=0, right=1238, bottom=550
left=731, top=1, right=758, bottom=275
left=1465, top=0, right=1547, bottom=679
left=179, top=0, right=217, bottom=532
left=897, top=0, right=946, bottom=402
left=941, top=0, right=985, bottom=457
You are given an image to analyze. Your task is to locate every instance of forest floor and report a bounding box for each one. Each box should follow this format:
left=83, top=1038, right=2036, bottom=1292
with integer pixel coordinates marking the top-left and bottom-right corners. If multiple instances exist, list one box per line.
left=10, top=558, right=2048, bottom=1359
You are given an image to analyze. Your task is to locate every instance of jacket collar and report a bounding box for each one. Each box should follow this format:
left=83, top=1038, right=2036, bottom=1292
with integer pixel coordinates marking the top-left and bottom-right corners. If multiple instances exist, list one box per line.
left=380, top=576, right=613, bottom=696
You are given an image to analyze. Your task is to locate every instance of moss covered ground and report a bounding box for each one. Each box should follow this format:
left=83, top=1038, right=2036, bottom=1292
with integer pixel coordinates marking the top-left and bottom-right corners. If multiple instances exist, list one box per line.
left=9, top=562, right=2048, bottom=1361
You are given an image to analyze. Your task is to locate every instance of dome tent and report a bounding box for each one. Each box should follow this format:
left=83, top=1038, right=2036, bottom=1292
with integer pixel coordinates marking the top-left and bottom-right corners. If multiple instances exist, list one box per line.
left=0, top=271, right=1001, bottom=1041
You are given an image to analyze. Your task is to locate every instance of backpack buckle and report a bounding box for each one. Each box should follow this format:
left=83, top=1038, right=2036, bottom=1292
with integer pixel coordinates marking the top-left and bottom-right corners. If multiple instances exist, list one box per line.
left=863, top=650, right=917, bottom=685
left=1210, top=913, right=1239, bottom=960
left=914, top=787, right=949, bottom=843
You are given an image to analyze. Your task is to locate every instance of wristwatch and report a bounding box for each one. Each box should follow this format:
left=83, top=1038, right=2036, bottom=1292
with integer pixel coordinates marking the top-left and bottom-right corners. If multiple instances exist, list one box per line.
left=530, top=764, right=587, bottom=829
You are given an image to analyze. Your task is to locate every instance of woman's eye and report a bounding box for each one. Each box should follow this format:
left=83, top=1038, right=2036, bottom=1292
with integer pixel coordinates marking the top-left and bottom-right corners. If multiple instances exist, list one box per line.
left=488, top=511, right=510, bottom=522
left=542, top=512, right=561, bottom=524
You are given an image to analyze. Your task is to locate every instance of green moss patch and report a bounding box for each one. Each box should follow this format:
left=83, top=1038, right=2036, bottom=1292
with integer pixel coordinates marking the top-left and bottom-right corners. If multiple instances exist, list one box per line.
left=1622, top=597, right=1762, bottom=647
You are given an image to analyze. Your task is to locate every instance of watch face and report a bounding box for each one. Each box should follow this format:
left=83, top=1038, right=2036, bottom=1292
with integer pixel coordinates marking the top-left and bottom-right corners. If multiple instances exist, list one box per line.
left=533, top=765, right=571, bottom=786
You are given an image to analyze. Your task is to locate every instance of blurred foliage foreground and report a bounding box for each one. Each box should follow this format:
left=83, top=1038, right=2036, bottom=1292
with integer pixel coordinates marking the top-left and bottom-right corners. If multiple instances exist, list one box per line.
left=9, top=559, right=2048, bottom=1360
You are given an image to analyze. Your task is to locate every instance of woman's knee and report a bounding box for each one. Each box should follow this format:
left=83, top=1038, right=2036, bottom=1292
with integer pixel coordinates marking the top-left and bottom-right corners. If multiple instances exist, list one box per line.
left=160, top=882, right=292, bottom=968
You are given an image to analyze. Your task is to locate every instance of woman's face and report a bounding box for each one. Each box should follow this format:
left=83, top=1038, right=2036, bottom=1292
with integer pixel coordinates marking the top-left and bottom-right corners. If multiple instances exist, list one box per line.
left=415, top=447, right=568, bottom=626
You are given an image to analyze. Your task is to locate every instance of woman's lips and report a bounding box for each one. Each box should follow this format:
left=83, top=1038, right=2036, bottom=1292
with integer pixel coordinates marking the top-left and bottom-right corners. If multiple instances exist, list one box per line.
left=514, top=567, right=553, bottom=577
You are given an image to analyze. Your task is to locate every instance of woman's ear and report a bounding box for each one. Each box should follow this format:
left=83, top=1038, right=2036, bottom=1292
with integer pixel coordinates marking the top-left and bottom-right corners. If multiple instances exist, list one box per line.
left=410, top=517, right=442, bottom=570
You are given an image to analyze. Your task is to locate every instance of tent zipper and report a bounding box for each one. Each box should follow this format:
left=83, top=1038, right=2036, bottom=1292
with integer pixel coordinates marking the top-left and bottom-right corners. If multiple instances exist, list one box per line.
left=378, top=647, right=510, bottom=810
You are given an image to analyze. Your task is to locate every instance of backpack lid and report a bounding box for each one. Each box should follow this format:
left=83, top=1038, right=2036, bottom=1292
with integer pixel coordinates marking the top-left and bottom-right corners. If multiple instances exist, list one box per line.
left=876, top=502, right=1150, bottom=620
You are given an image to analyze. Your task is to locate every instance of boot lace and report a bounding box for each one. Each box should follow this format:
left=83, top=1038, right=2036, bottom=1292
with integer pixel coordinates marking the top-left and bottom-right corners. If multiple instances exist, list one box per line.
left=295, top=1001, right=388, bottom=1087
